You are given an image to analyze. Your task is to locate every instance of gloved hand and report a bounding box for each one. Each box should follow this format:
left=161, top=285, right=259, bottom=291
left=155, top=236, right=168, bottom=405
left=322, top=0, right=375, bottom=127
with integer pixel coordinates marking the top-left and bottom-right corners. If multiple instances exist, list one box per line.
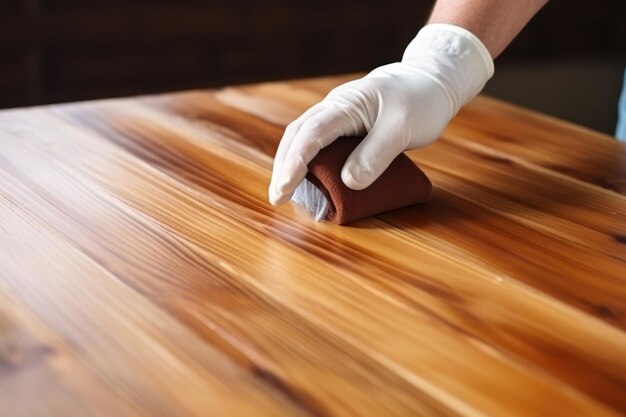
left=269, top=23, right=494, bottom=205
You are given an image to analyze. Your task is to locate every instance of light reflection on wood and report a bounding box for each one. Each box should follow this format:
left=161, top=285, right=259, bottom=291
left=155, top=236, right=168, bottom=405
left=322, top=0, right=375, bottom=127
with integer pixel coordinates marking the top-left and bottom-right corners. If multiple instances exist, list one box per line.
left=0, top=74, right=625, bottom=417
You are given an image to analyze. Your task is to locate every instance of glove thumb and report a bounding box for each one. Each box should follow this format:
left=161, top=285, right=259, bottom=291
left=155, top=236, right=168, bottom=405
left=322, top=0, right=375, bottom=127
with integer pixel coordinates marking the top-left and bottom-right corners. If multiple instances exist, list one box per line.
left=341, top=125, right=405, bottom=190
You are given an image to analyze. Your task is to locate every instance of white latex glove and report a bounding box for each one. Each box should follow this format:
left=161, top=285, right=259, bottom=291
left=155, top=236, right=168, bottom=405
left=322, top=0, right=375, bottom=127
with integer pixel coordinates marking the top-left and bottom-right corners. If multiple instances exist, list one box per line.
left=269, top=23, right=494, bottom=205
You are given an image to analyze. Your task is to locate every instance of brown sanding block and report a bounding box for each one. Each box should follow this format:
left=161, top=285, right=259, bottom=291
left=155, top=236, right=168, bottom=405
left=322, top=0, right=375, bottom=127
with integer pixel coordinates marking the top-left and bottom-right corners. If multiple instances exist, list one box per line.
left=301, top=137, right=432, bottom=224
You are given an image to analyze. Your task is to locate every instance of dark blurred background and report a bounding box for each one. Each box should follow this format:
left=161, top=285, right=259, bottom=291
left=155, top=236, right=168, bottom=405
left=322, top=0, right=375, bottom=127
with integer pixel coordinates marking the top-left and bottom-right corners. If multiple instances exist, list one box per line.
left=1, top=0, right=625, bottom=134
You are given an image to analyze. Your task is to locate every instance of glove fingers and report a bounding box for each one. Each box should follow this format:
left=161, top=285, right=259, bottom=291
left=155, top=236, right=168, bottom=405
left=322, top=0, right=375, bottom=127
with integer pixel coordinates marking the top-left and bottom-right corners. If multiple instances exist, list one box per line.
left=270, top=107, right=359, bottom=205
left=270, top=104, right=325, bottom=194
left=341, top=125, right=405, bottom=190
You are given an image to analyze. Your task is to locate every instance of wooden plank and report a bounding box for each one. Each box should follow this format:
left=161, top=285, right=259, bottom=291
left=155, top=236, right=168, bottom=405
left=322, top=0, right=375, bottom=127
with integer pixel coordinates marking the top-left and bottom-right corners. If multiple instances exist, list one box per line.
left=0, top=168, right=311, bottom=417
left=410, top=139, right=626, bottom=260
left=56, top=88, right=626, bottom=328
left=449, top=96, right=626, bottom=193
left=1, top=74, right=625, bottom=417
left=0, top=112, right=465, bottom=417
left=1, top=104, right=624, bottom=416
left=0, top=291, right=147, bottom=417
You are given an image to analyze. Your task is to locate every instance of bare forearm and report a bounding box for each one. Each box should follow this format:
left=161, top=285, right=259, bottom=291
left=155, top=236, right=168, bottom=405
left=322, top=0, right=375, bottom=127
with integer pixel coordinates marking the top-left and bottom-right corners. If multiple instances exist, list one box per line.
left=428, top=0, right=548, bottom=58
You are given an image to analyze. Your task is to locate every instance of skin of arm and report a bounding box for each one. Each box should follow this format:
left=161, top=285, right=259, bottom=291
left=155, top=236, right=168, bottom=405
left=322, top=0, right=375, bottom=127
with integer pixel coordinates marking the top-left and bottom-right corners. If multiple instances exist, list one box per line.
left=428, top=0, right=549, bottom=58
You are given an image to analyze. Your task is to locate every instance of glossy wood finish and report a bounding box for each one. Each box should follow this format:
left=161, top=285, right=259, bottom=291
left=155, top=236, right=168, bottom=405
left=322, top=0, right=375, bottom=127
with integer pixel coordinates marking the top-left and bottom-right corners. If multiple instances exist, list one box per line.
left=1, top=74, right=625, bottom=417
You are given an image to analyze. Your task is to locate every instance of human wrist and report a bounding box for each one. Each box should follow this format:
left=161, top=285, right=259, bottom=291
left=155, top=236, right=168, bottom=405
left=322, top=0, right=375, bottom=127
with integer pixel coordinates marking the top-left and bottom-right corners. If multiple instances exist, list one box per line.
left=401, top=23, right=494, bottom=117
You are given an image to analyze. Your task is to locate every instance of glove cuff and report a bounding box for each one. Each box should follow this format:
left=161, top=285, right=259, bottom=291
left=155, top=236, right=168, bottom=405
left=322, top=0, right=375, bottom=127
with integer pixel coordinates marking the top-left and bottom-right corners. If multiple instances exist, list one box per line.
left=402, top=23, right=495, bottom=117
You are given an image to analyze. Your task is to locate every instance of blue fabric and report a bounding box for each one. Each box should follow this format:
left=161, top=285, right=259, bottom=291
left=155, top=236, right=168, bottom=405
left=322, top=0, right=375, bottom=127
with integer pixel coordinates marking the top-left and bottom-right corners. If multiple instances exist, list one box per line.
left=617, top=68, right=626, bottom=141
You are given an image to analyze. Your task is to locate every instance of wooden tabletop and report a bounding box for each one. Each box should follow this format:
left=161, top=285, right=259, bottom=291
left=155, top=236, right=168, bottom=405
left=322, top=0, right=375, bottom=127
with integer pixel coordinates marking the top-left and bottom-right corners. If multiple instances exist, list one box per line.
left=1, top=74, right=625, bottom=417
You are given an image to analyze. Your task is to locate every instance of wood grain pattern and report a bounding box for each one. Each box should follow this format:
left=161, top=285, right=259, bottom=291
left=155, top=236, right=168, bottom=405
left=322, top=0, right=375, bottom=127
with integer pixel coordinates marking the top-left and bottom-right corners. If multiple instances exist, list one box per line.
left=1, top=74, right=625, bottom=417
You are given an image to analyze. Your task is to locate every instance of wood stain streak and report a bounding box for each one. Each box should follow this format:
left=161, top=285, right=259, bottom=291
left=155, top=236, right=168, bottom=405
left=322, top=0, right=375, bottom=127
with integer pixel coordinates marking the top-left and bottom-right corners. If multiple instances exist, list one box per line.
left=250, top=365, right=333, bottom=417
left=0, top=75, right=625, bottom=416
